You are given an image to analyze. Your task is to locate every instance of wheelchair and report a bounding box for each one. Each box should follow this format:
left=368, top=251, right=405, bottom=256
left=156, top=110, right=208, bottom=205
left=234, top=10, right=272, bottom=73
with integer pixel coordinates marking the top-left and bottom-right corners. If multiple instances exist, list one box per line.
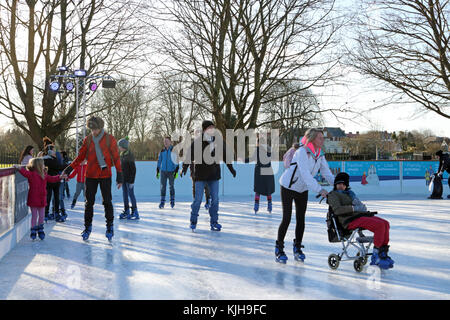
left=325, top=205, right=376, bottom=273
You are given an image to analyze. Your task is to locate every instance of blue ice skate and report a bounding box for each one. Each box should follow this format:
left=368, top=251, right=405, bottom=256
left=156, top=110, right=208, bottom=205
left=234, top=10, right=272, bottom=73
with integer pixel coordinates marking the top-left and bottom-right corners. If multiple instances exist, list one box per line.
left=128, top=207, right=140, bottom=220
left=254, top=200, right=259, bottom=214
left=275, top=241, right=288, bottom=264
left=105, top=224, right=114, bottom=241
left=81, top=225, right=92, bottom=241
left=37, top=224, right=45, bottom=240
left=293, top=240, right=305, bottom=262
left=267, top=200, right=272, bottom=213
left=371, top=247, right=391, bottom=270
left=210, top=222, right=222, bottom=231
left=30, top=226, right=38, bottom=240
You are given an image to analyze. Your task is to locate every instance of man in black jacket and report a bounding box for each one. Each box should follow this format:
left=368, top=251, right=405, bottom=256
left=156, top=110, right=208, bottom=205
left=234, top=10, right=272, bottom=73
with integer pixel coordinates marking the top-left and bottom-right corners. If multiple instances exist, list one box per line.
left=181, top=120, right=236, bottom=231
left=118, top=137, right=139, bottom=219
left=44, top=148, right=66, bottom=222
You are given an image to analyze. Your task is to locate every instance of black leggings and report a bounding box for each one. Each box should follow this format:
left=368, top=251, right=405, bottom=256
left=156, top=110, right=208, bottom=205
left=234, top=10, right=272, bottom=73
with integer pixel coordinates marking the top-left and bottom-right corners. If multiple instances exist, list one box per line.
left=277, top=186, right=308, bottom=244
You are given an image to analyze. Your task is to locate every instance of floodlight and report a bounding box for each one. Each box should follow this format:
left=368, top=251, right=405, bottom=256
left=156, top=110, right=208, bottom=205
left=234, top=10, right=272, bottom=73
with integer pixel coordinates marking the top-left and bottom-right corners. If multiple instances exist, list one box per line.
left=49, top=81, right=60, bottom=92
left=74, top=69, right=87, bottom=77
left=58, top=66, right=68, bottom=72
left=65, top=82, right=75, bottom=91
left=89, top=82, right=98, bottom=91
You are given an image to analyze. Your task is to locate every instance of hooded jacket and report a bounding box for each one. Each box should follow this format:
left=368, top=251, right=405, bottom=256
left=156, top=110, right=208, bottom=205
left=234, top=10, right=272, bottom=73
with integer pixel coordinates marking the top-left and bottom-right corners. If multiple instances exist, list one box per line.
left=19, top=168, right=61, bottom=207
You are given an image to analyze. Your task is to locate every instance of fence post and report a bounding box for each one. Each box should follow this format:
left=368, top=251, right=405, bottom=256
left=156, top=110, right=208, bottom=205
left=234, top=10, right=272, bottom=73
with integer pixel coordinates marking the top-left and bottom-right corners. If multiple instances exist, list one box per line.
left=399, top=161, right=403, bottom=193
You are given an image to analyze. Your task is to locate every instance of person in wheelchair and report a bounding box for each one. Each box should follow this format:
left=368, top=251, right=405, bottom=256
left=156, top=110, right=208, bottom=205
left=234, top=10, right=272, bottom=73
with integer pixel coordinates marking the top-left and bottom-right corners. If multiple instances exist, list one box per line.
left=327, top=172, right=394, bottom=269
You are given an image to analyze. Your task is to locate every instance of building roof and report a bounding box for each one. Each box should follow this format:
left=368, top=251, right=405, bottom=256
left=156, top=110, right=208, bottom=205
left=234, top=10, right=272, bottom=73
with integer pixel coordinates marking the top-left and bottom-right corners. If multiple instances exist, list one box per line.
left=323, top=127, right=346, bottom=138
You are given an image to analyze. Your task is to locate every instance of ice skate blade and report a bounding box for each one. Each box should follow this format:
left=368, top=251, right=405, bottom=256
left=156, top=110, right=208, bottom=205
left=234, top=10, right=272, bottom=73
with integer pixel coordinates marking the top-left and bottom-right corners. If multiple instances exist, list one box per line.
left=275, top=258, right=287, bottom=264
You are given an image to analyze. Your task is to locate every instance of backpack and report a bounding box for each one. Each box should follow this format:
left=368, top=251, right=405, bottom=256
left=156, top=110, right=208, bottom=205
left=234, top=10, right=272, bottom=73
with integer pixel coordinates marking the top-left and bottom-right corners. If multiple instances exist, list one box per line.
left=85, top=133, right=114, bottom=167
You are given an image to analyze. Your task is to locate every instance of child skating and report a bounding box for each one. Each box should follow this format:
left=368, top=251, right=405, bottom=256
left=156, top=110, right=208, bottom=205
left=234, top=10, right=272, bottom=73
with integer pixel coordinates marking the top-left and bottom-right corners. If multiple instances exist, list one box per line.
left=14, top=158, right=66, bottom=240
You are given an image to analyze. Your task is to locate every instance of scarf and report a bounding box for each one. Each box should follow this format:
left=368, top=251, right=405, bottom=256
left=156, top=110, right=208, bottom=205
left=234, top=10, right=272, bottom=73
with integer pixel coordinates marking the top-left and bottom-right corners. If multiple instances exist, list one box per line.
left=300, top=136, right=323, bottom=160
left=92, top=129, right=107, bottom=168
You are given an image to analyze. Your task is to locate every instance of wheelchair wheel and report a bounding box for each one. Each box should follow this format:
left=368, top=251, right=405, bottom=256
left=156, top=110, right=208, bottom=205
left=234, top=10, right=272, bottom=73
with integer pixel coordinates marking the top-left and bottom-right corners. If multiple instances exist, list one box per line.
left=356, top=252, right=368, bottom=265
left=328, top=254, right=340, bottom=270
left=353, top=258, right=364, bottom=273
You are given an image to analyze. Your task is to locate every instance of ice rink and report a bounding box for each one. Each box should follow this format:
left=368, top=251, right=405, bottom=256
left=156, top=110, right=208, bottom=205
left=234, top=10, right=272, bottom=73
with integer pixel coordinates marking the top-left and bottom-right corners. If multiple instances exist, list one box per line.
left=0, top=194, right=449, bottom=300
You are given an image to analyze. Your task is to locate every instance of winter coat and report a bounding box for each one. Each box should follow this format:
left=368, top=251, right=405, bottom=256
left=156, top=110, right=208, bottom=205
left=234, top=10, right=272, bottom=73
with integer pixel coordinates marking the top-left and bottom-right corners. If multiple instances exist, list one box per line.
left=438, top=153, right=450, bottom=174
left=279, top=144, right=334, bottom=194
left=182, top=136, right=235, bottom=182
left=68, top=163, right=87, bottom=183
left=21, top=155, right=33, bottom=166
left=157, top=146, right=179, bottom=173
left=327, top=189, right=373, bottom=229
left=120, top=150, right=136, bottom=184
left=44, top=155, right=66, bottom=177
left=245, top=146, right=275, bottom=196
left=69, top=132, right=122, bottom=180
left=19, top=168, right=61, bottom=207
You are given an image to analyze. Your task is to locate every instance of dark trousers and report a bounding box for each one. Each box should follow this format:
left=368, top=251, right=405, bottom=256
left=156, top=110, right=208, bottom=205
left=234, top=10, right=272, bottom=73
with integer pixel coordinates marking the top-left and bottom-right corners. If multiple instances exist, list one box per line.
left=277, top=186, right=308, bottom=244
left=85, top=177, right=114, bottom=228
left=46, top=182, right=60, bottom=216
left=192, top=179, right=211, bottom=199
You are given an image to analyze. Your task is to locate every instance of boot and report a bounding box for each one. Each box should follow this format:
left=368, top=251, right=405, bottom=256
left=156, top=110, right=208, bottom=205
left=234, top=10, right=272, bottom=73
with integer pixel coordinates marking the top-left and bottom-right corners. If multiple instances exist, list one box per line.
left=254, top=200, right=259, bottom=214
left=210, top=222, right=222, bottom=231
left=119, top=207, right=130, bottom=219
left=371, top=247, right=391, bottom=270
left=275, top=240, right=288, bottom=263
left=159, top=197, right=165, bottom=209
left=293, top=239, right=305, bottom=262
left=60, top=209, right=67, bottom=221
left=105, top=224, right=114, bottom=241
left=30, top=226, right=38, bottom=240
left=37, top=224, right=45, bottom=240
left=379, top=245, right=394, bottom=268
left=71, top=200, right=76, bottom=209
left=81, top=225, right=92, bottom=241
left=267, top=199, right=272, bottom=213
left=170, top=197, right=175, bottom=209
left=128, top=207, right=140, bottom=220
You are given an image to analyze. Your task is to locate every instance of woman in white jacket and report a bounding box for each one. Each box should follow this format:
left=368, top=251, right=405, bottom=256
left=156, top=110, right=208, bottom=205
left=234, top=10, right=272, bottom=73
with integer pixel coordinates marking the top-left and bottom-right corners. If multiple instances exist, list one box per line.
left=275, top=128, right=335, bottom=263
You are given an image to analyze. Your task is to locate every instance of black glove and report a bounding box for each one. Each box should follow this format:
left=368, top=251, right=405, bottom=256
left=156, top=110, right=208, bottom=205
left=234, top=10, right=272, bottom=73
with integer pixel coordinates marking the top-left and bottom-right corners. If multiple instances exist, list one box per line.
left=116, top=171, right=124, bottom=184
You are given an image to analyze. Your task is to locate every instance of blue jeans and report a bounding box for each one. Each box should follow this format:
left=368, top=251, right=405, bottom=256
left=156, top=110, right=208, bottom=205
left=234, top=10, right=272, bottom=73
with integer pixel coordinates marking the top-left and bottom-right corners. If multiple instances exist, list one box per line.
left=160, top=171, right=175, bottom=199
left=122, top=182, right=137, bottom=210
left=190, top=180, right=219, bottom=225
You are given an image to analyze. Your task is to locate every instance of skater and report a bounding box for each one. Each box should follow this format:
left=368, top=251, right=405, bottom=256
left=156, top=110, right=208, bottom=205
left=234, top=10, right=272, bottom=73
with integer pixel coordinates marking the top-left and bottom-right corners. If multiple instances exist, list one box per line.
left=19, top=145, right=34, bottom=166
left=180, top=120, right=236, bottom=231
left=68, top=160, right=87, bottom=208
left=62, top=116, right=123, bottom=241
left=276, top=128, right=335, bottom=263
left=156, top=136, right=179, bottom=209
left=61, top=151, right=71, bottom=198
left=118, top=137, right=139, bottom=220
left=327, top=172, right=394, bottom=269
left=14, top=158, right=66, bottom=240
left=43, top=146, right=66, bottom=222
left=436, top=150, right=450, bottom=198
left=244, top=134, right=275, bottom=214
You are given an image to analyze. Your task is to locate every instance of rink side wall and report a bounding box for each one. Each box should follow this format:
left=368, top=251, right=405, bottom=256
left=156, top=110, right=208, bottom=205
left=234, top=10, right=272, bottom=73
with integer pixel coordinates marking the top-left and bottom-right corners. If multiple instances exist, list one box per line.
left=67, top=160, right=446, bottom=201
left=0, top=169, right=30, bottom=261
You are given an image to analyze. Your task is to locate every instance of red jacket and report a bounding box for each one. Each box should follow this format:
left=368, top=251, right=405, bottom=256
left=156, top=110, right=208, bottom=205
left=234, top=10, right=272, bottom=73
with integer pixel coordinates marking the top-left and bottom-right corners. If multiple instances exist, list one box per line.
left=69, top=163, right=87, bottom=183
left=70, top=132, right=122, bottom=179
left=19, top=168, right=61, bottom=207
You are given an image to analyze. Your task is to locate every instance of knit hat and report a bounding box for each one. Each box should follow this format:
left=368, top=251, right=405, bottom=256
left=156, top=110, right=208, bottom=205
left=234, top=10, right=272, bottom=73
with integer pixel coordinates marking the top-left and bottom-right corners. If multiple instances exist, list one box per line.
left=436, top=150, right=443, bottom=157
left=202, top=120, right=215, bottom=131
left=87, top=116, right=104, bottom=130
left=334, top=172, right=350, bottom=188
left=118, top=137, right=129, bottom=149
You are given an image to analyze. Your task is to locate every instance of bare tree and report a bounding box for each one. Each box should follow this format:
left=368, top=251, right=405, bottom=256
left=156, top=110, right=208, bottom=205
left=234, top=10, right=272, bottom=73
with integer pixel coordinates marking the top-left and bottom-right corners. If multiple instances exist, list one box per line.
left=260, top=81, right=324, bottom=147
left=0, top=0, right=148, bottom=148
left=348, top=0, right=450, bottom=119
left=153, top=71, right=204, bottom=136
left=148, top=0, right=345, bottom=134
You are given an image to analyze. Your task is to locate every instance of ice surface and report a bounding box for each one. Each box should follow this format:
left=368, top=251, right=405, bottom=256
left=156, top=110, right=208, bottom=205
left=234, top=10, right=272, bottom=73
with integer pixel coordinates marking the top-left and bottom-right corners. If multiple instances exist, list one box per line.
left=0, top=194, right=449, bottom=300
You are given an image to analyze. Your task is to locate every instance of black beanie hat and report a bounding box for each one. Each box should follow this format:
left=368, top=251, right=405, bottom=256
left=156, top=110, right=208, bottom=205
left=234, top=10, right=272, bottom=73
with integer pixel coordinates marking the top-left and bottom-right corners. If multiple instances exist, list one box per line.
left=436, top=150, right=443, bottom=157
left=202, top=120, right=215, bottom=131
left=334, top=172, right=350, bottom=188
